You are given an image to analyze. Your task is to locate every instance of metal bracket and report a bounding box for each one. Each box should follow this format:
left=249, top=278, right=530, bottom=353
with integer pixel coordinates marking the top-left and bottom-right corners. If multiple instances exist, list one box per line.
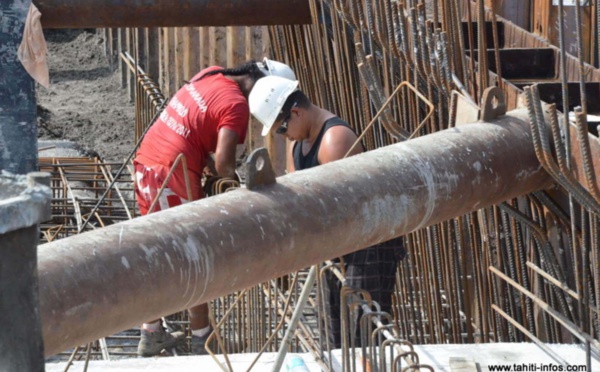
left=245, top=148, right=276, bottom=190
left=480, top=87, right=507, bottom=122
left=450, top=90, right=480, bottom=126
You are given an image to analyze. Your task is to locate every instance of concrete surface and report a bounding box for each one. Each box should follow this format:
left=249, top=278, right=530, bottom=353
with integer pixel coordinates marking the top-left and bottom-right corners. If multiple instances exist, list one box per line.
left=45, top=343, right=600, bottom=371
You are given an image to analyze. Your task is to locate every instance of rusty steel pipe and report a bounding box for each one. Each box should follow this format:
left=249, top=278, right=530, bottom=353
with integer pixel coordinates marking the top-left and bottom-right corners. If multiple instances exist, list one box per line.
left=38, top=110, right=552, bottom=356
left=33, top=0, right=312, bottom=28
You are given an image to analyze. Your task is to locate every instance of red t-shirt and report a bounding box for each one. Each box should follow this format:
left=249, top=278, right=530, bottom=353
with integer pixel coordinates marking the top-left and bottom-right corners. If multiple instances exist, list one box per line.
left=135, top=66, right=249, bottom=199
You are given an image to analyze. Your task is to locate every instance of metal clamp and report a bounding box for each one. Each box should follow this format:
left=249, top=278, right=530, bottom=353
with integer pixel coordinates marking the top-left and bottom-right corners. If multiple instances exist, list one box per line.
left=245, top=148, right=276, bottom=190
left=481, top=86, right=507, bottom=122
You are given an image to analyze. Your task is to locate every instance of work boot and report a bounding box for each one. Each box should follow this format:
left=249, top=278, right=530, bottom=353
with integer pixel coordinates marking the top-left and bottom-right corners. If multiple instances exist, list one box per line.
left=137, top=328, right=185, bottom=357
left=190, top=332, right=211, bottom=355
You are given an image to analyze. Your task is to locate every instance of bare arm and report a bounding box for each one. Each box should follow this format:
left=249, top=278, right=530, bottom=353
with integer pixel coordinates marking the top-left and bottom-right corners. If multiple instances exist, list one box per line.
left=318, top=126, right=363, bottom=165
left=286, top=140, right=296, bottom=173
left=214, top=128, right=239, bottom=178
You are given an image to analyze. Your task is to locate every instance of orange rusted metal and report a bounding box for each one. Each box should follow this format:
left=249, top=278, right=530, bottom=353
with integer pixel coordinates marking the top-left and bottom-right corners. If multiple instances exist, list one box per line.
left=33, top=0, right=312, bottom=28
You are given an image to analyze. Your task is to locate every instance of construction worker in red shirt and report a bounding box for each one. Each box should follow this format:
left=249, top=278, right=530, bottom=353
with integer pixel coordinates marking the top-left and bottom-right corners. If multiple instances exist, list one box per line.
left=134, top=59, right=295, bottom=356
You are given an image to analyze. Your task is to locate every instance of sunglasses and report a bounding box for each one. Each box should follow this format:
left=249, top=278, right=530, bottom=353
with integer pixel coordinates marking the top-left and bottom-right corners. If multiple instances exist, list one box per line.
left=275, top=102, right=298, bottom=135
left=276, top=112, right=292, bottom=135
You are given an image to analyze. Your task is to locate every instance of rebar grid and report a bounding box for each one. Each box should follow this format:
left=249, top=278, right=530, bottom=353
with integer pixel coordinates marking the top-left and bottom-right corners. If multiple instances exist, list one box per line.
left=268, top=0, right=600, bottom=369
left=39, top=157, right=137, bottom=243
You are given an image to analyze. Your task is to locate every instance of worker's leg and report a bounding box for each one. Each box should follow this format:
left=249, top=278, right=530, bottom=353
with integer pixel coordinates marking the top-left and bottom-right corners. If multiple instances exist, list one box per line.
left=189, top=303, right=211, bottom=354
left=346, top=238, right=404, bottom=314
left=134, top=162, right=187, bottom=356
left=321, top=263, right=344, bottom=349
left=344, top=237, right=405, bottom=346
left=137, top=319, right=185, bottom=357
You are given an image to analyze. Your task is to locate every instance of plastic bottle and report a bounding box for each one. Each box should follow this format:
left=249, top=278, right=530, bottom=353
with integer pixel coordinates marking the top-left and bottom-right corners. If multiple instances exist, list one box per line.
left=285, top=354, right=310, bottom=372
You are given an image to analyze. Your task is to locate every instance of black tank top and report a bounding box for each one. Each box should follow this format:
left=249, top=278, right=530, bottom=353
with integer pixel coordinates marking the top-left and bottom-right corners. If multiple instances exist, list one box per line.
left=293, top=117, right=406, bottom=254
left=293, top=117, right=358, bottom=171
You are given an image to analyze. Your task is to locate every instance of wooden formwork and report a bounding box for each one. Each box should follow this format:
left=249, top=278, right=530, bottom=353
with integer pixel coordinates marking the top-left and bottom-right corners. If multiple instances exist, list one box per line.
left=468, top=0, right=598, bottom=68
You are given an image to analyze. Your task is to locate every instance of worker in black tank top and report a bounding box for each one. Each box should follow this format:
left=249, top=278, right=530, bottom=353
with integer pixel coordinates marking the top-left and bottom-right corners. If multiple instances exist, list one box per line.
left=249, top=76, right=405, bottom=349
left=292, top=117, right=359, bottom=170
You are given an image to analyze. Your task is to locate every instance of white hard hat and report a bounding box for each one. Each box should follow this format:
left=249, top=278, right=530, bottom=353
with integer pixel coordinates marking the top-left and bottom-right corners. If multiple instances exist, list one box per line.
left=249, top=76, right=299, bottom=136
left=256, top=58, right=297, bottom=81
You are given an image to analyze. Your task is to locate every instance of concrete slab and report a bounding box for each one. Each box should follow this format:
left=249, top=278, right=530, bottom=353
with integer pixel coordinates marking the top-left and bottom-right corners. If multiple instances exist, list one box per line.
left=412, top=343, right=600, bottom=372
left=45, top=344, right=600, bottom=371
left=45, top=352, right=323, bottom=372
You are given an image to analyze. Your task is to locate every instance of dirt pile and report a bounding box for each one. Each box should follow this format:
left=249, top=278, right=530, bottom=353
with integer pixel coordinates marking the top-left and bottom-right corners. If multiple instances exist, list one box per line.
left=36, top=29, right=135, bottom=162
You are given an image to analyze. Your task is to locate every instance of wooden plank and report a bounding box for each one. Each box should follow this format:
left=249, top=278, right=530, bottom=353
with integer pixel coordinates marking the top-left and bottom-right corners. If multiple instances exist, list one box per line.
left=160, top=28, right=175, bottom=97
left=208, top=27, right=215, bottom=66
left=262, top=27, right=270, bottom=59
left=533, top=2, right=592, bottom=64
left=174, top=27, right=184, bottom=90
left=135, top=28, right=147, bottom=74
left=198, top=27, right=208, bottom=69
left=183, top=27, right=200, bottom=81
left=569, top=122, right=600, bottom=196
left=110, top=28, right=119, bottom=69
left=118, top=28, right=127, bottom=89
left=125, top=28, right=134, bottom=101
left=210, top=27, right=227, bottom=67
left=485, top=0, right=530, bottom=30
left=226, top=27, right=246, bottom=67
left=104, top=28, right=118, bottom=70
left=166, top=28, right=176, bottom=97
left=532, top=0, right=550, bottom=39
left=159, top=28, right=166, bottom=92
left=261, top=26, right=285, bottom=176
left=145, top=28, right=160, bottom=83
left=246, top=26, right=266, bottom=152
left=103, top=29, right=110, bottom=61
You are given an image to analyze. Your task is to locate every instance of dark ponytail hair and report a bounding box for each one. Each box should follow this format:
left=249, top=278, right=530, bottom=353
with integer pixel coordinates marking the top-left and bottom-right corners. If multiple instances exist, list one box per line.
left=192, top=60, right=265, bottom=83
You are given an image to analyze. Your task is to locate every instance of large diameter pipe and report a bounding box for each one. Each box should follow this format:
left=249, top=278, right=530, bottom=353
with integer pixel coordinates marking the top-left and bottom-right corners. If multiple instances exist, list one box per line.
left=33, top=0, right=312, bottom=28
left=38, top=110, right=552, bottom=356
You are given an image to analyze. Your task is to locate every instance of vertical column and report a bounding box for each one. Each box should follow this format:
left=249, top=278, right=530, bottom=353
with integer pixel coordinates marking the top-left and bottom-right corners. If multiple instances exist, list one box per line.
left=0, top=0, right=39, bottom=175
left=0, top=224, right=45, bottom=371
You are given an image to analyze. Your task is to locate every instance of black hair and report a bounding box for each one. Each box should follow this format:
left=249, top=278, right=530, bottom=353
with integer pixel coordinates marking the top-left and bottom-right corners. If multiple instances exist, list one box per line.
left=191, top=60, right=265, bottom=83
left=275, top=90, right=311, bottom=122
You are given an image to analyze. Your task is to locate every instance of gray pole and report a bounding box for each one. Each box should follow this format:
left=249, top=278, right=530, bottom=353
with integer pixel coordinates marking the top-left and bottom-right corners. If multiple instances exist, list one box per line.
left=0, top=0, right=39, bottom=174
left=271, top=266, right=318, bottom=372
left=0, top=173, right=51, bottom=372
left=0, top=2, right=45, bottom=370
